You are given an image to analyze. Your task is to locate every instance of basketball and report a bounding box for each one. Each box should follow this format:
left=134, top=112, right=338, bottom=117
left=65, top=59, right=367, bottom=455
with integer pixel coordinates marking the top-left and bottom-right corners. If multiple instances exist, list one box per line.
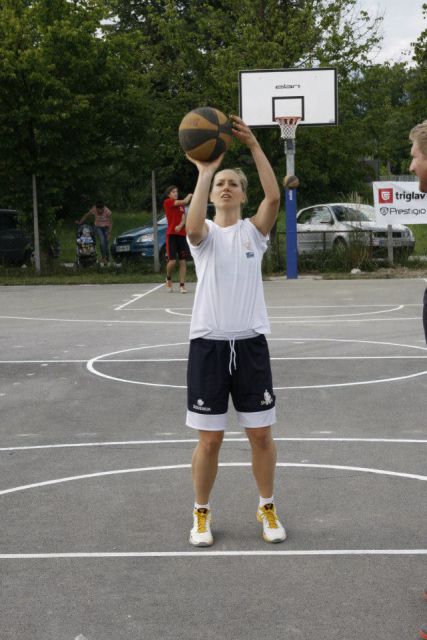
left=179, top=107, right=233, bottom=162
left=283, top=175, right=300, bottom=189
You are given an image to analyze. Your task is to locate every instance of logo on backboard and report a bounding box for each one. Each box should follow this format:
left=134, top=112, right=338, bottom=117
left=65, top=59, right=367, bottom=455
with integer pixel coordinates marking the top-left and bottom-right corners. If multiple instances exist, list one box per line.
left=275, top=84, right=301, bottom=90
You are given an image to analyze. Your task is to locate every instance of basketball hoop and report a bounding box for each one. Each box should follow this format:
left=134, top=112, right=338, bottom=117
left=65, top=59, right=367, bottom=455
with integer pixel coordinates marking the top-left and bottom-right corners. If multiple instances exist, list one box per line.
left=275, top=116, right=301, bottom=140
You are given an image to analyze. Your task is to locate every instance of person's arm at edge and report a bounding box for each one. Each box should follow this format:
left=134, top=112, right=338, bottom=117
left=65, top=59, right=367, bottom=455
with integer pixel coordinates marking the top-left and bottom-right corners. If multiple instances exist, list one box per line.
left=231, top=115, right=280, bottom=236
left=185, top=154, right=224, bottom=245
left=175, top=193, right=193, bottom=206
left=75, top=210, right=93, bottom=225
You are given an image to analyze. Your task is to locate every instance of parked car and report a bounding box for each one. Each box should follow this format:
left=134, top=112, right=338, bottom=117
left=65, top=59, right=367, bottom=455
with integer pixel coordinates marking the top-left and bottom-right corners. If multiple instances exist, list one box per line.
left=0, top=209, right=33, bottom=266
left=111, top=205, right=215, bottom=262
left=296, top=203, right=415, bottom=255
left=111, top=216, right=168, bottom=262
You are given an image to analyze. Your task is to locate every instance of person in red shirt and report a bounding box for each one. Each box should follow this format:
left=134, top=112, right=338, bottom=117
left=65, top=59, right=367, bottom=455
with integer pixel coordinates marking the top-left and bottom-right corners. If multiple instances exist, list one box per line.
left=163, top=186, right=192, bottom=292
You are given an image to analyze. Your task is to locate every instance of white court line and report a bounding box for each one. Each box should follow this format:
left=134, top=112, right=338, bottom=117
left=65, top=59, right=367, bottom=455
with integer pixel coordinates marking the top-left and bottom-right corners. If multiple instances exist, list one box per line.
left=86, top=338, right=427, bottom=389
left=165, top=305, right=405, bottom=319
left=0, top=549, right=425, bottom=559
left=275, top=318, right=422, bottom=324
left=0, top=315, right=189, bottom=325
left=0, top=315, right=423, bottom=325
left=1, top=437, right=426, bottom=452
left=0, top=360, right=87, bottom=364
left=114, top=284, right=165, bottom=311
left=127, top=304, right=423, bottom=314
left=3, top=356, right=427, bottom=365
left=1, top=463, right=426, bottom=497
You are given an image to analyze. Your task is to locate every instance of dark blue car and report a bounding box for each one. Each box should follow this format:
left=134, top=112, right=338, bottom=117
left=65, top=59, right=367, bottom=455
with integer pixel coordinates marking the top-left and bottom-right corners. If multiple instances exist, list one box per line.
left=111, top=205, right=214, bottom=262
left=111, top=216, right=168, bottom=262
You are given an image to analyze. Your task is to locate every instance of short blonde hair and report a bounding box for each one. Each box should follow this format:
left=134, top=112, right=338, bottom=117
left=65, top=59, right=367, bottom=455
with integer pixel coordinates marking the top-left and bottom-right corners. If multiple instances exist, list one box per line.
left=231, top=168, right=248, bottom=194
left=409, top=120, right=427, bottom=157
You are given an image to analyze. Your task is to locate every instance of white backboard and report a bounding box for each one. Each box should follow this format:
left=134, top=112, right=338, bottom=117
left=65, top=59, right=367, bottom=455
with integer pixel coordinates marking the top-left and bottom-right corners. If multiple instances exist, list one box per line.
left=239, top=68, right=338, bottom=128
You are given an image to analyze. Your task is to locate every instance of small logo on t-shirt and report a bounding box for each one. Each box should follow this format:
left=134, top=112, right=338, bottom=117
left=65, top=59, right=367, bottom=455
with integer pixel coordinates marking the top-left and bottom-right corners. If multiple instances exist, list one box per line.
left=246, top=251, right=254, bottom=259
left=261, top=390, right=273, bottom=406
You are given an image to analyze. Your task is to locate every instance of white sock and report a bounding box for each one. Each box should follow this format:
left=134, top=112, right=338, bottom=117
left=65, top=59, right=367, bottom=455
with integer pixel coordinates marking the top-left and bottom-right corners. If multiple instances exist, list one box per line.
left=259, top=496, right=274, bottom=508
left=195, top=502, right=210, bottom=510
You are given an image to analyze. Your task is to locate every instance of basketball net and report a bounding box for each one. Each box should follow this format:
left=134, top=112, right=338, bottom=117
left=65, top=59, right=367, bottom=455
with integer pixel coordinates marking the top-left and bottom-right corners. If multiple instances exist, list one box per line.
left=275, top=116, right=301, bottom=140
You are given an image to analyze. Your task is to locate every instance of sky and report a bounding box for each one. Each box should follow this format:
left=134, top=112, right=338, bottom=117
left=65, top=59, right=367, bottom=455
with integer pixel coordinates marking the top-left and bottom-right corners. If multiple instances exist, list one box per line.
left=360, top=0, right=426, bottom=64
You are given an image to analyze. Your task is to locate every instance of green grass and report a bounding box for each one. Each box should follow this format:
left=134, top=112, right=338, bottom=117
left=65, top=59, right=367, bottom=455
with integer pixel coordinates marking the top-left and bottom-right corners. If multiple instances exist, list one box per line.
left=409, top=225, right=427, bottom=255
left=0, top=262, right=198, bottom=286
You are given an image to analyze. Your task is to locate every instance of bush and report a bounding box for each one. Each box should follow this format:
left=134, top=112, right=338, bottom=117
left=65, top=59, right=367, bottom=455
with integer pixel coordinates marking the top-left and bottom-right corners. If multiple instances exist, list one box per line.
left=268, top=232, right=378, bottom=274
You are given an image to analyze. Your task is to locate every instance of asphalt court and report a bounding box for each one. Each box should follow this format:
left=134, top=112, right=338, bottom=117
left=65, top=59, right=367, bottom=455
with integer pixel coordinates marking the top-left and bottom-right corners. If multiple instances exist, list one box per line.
left=0, top=278, right=426, bottom=640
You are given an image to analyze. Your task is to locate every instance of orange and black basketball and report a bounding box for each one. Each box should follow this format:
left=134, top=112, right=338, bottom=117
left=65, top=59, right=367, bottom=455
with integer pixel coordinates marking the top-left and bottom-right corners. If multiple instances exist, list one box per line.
left=179, top=107, right=233, bottom=162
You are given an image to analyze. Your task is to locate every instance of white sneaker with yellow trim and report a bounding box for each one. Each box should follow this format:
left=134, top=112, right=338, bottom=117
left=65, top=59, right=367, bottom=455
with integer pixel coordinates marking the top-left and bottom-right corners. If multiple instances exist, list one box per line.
left=256, top=503, right=286, bottom=543
left=189, top=507, right=213, bottom=546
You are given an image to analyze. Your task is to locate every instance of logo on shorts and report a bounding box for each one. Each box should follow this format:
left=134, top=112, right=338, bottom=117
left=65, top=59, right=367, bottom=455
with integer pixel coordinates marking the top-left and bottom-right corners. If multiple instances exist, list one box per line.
left=246, top=251, right=254, bottom=259
left=261, top=390, right=273, bottom=406
left=193, top=398, right=211, bottom=412
left=378, top=188, right=393, bottom=204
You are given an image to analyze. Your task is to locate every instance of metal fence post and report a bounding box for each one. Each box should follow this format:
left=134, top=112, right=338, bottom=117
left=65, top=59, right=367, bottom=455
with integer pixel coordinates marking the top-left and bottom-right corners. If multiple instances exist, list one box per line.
left=387, top=224, right=393, bottom=264
left=152, top=170, right=160, bottom=273
left=32, top=174, right=41, bottom=275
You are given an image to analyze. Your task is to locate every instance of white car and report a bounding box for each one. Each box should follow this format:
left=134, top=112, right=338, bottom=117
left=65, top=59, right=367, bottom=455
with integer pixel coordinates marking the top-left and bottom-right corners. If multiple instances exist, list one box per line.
left=296, top=203, right=415, bottom=255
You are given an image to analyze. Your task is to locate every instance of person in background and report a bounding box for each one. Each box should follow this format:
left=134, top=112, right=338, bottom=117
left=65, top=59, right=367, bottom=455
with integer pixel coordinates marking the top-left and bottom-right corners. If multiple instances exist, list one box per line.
left=163, top=186, right=192, bottom=293
left=408, top=120, right=427, bottom=640
left=409, top=120, right=427, bottom=343
left=77, top=201, right=112, bottom=266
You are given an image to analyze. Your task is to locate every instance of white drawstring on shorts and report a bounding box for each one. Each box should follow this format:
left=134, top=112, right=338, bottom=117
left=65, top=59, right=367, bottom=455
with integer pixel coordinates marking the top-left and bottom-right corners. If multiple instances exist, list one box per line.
left=228, top=338, right=237, bottom=375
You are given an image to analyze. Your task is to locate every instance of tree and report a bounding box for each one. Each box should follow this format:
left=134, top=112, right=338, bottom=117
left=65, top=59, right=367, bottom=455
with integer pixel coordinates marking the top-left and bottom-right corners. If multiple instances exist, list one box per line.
left=0, top=0, right=151, bottom=247
left=408, top=3, right=427, bottom=131
left=105, top=0, right=384, bottom=203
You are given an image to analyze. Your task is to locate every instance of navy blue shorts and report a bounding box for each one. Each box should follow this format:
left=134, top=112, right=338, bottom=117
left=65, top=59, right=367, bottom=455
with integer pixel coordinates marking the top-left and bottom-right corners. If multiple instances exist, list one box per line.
left=186, top=334, right=276, bottom=431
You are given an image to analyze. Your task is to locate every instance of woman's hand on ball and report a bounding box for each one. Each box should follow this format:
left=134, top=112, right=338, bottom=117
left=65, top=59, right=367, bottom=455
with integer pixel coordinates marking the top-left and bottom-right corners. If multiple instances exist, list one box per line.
left=185, top=152, right=225, bottom=173
left=230, top=115, right=258, bottom=149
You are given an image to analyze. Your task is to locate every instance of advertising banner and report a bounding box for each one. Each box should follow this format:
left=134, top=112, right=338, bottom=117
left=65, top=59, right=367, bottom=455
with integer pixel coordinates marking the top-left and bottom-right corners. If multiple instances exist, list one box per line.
left=372, top=181, right=427, bottom=224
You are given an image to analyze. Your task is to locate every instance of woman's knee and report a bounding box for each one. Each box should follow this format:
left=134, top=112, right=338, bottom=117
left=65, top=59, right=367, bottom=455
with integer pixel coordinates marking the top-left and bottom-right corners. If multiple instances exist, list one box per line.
left=246, top=427, right=273, bottom=450
left=198, top=431, right=224, bottom=456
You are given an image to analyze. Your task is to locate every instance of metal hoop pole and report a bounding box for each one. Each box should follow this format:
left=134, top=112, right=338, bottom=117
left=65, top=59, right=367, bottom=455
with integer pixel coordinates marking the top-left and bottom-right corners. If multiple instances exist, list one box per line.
left=276, top=117, right=299, bottom=279
left=284, top=142, right=298, bottom=279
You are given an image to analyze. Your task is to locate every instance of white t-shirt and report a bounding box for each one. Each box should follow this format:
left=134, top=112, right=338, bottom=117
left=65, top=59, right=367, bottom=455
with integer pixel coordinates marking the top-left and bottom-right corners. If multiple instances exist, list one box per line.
left=188, top=218, right=271, bottom=340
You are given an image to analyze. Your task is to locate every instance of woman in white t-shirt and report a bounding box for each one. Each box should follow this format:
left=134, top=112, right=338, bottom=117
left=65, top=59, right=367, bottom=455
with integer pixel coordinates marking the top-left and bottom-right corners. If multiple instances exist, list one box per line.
left=185, top=114, right=286, bottom=547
